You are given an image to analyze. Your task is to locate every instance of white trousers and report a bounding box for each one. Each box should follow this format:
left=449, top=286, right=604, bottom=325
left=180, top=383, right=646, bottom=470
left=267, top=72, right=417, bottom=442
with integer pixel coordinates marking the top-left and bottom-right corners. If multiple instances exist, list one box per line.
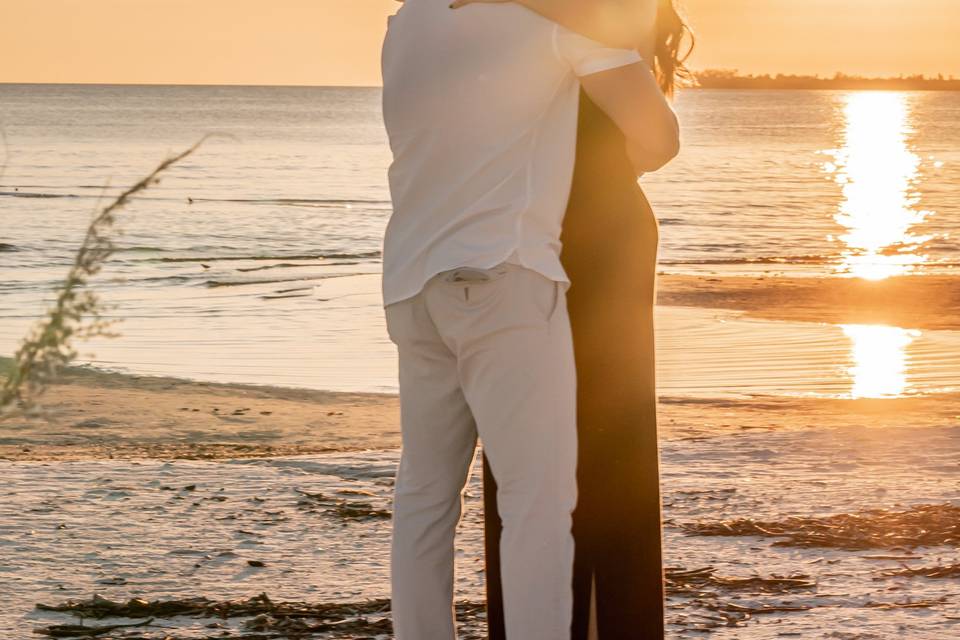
left=385, top=262, right=578, bottom=640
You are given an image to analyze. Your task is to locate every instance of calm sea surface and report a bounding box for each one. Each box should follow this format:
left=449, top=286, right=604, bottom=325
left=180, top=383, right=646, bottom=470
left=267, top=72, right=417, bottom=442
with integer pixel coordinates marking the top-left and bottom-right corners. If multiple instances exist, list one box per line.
left=1, top=85, right=958, bottom=397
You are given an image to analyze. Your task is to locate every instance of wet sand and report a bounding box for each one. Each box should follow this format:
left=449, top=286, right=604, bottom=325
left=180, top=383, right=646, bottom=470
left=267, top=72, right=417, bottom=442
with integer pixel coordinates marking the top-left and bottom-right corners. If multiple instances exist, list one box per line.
left=657, top=274, right=960, bottom=331
left=0, top=364, right=400, bottom=462
left=4, top=273, right=959, bottom=399
left=3, top=361, right=960, bottom=463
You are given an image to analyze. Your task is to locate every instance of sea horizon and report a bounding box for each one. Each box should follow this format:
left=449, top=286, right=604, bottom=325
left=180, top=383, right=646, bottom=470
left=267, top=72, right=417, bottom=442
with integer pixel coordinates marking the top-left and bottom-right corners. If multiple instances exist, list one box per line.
left=3, top=72, right=960, bottom=91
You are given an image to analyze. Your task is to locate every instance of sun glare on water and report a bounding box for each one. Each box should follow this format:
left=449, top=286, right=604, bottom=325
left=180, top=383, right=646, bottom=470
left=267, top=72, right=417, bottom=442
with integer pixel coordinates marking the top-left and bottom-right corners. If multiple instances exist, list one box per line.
left=842, top=323, right=922, bottom=398
left=825, top=92, right=931, bottom=280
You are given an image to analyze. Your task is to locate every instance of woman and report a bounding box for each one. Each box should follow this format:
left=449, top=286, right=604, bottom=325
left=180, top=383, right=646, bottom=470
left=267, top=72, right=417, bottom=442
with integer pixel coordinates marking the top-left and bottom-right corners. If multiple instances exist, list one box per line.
left=451, top=0, right=694, bottom=637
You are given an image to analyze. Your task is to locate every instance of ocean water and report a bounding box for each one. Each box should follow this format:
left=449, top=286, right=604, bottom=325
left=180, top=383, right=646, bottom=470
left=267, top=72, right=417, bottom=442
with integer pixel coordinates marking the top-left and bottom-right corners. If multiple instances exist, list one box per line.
left=1, top=84, right=958, bottom=397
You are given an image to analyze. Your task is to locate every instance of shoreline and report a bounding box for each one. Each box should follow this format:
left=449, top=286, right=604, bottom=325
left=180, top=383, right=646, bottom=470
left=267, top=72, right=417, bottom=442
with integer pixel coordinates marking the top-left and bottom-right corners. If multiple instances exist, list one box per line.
left=2, top=272, right=958, bottom=462
left=3, top=81, right=959, bottom=92
left=0, top=363, right=401, bottom=462
left=3, top=358, right=959, bottom=463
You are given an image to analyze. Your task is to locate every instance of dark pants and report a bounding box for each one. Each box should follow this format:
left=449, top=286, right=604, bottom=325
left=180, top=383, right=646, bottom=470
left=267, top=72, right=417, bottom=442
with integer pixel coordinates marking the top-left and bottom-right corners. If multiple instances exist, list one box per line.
left=484, top=92, right=665, bottom=640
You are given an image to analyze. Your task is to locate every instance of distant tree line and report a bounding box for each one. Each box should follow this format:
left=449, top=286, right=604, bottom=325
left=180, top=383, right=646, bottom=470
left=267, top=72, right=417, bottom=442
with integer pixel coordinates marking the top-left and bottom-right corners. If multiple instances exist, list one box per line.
left=693, top=69, right=960, bottom=91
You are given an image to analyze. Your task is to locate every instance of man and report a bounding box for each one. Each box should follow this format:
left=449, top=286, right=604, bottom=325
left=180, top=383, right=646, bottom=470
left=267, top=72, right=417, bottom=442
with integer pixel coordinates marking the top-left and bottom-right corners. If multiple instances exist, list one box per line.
left=380, top=2, right=679, bottom=639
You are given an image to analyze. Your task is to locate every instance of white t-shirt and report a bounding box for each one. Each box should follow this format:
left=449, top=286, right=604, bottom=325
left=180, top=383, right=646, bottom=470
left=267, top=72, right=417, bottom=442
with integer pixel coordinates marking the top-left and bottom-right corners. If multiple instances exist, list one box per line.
left=380, top=0, right=641, bottom=306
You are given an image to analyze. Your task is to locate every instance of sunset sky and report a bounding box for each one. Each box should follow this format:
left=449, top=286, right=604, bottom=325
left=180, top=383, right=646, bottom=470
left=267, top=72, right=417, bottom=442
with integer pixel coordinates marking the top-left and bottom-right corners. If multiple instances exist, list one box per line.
left=3, top=0, right=958, bottom=85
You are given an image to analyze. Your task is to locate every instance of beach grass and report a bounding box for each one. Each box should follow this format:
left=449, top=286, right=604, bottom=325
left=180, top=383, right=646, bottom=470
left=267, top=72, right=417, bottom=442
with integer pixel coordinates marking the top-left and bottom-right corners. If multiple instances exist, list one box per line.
left=0, top=356, right=13, bottom=379
left=0, top=140, right=206, bottom=416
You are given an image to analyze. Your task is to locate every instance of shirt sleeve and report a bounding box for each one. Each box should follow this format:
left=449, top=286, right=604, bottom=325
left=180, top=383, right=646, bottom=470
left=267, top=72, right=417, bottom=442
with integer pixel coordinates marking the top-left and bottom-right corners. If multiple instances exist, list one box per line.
left=552, top=25, right=643, bottom=77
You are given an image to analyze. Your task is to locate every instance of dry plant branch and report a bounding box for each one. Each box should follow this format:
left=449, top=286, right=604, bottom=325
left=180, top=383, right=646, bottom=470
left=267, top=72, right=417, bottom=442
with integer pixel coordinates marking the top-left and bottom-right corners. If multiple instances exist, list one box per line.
left=0, top=126, right=9, bottom=184
left=0, top=138, right=208, bottom=416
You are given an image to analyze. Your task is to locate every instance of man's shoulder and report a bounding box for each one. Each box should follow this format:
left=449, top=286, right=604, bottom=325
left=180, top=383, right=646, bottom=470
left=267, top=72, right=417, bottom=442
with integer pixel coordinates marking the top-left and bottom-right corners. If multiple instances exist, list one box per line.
left=394, top=0, right=556, bottom=37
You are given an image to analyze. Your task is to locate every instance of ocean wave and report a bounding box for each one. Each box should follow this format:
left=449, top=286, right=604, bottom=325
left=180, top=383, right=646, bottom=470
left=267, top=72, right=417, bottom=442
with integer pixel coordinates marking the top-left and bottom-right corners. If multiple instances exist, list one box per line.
left=0, top=243, right=18, bottom=252
left=0, top=190, right=76, bottom=199
left=203, top=272, right=366, bottom=288
left=115, top=246, right=173, bottom=253
left=154, top=250, right=381, bottom=263
left=0, top=190, right=390, bottom=209
left=659, top=256, right=960, bottom=268
left=237, top=262, right=328, bottom=273
left=191, top=196, right=392, bottom=209
left=108, top=246, right=381, bottom=262
left=658, top=255, right=831, bottom=265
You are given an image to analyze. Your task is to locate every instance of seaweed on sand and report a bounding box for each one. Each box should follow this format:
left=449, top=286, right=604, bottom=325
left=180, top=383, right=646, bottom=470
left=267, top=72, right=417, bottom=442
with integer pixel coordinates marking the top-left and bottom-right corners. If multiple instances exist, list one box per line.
left=865, top=596, right=951, bottom=609
left=678, top=503, right=960, bottom=550
left=295, top=488, right=391, bottom=520
left=665, top=566, right=816, bottom=595
left=34, top=569, right=822, bottom=638
left=664, top=566, right=817, bottom=631
left=34, top=593, right=487, bottom=639
left=879, top=562, right=960, bottom=579
left=33, top=617, right=154, bottom=638
left=671, top=599, right=815, bottom=632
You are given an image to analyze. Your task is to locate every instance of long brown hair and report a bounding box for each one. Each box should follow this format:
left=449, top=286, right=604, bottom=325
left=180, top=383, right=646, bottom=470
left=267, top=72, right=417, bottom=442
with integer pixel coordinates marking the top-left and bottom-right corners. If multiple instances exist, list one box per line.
left=654, top=0, right=695, bottom=96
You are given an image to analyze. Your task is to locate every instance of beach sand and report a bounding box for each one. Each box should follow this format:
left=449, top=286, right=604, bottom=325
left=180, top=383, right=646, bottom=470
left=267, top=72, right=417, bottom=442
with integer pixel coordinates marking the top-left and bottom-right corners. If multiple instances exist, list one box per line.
left=0, top=365, right=401, bottom=462
left=4, top=365, right=960, bottom=638
left=657, top=274, right=960, bottom=331
left=3, top=365, right=960, bottom=464
left=3, top=278, right=960, bottom=638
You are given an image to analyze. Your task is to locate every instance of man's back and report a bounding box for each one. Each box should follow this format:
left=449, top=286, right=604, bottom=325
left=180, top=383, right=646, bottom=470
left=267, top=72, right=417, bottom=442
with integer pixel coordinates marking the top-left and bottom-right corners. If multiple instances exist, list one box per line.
left=380, top=0, right=640, bottom=306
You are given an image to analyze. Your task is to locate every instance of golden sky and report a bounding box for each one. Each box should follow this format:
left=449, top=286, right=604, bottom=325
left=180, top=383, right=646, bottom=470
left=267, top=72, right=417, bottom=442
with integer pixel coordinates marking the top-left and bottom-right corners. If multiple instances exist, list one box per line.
left=2, top=0, right=957, bottom=85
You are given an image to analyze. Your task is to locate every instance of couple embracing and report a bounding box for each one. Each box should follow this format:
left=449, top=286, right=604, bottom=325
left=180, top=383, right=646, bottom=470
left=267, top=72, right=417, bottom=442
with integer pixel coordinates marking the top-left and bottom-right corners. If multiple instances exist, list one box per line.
left=379, top=0, right=692, bottom=638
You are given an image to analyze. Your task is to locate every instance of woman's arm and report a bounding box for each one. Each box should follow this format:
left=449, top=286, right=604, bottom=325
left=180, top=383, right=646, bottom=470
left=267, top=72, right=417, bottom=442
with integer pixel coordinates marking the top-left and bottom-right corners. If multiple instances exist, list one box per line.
left=579, top=62, right=680, bottom=174
left=450, top=0, right=657, bottom=56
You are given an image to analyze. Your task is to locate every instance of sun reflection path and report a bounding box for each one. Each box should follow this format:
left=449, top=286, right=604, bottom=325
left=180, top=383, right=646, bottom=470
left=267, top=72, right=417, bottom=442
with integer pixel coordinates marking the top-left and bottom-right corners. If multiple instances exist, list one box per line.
left=824, top=93, right=932, bottom=280
left=841, top=323, right=921, bottom=398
